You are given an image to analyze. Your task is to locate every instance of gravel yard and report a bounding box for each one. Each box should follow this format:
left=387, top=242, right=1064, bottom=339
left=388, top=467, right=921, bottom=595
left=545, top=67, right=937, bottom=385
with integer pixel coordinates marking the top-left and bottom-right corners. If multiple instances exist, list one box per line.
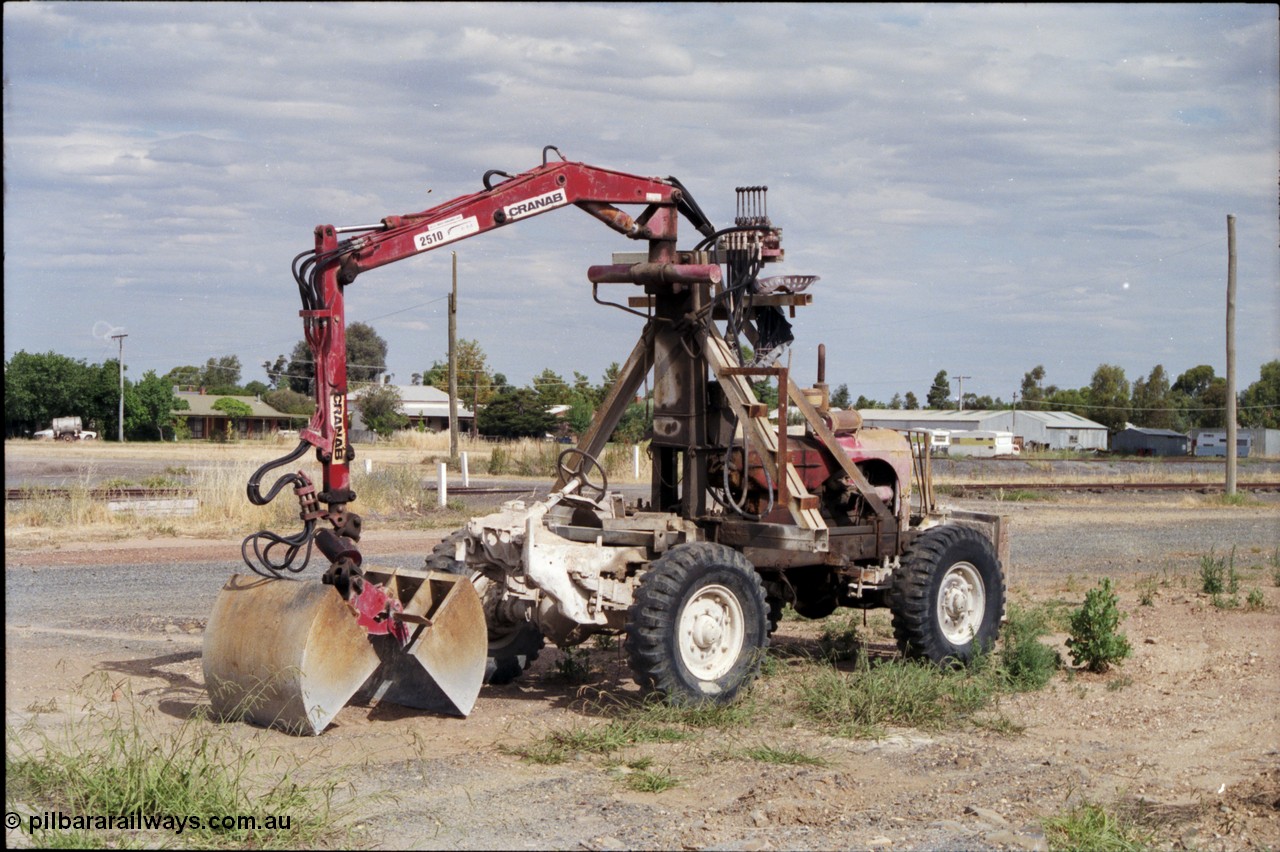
left=5, top=444, right=1279, bottom=850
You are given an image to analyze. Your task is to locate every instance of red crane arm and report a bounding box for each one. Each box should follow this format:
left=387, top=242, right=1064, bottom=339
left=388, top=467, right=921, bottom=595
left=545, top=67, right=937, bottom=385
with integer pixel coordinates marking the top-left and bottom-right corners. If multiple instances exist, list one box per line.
left=297, top=158, right=707, bottom=508
left=332, top=160, right=688, bottom=282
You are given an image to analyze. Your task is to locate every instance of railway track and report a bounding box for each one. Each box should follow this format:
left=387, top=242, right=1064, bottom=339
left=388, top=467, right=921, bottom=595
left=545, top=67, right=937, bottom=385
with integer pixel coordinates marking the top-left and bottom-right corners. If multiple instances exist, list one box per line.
left=2, top=485, right=548, bottom=502
left=948, top=481, right=1280, bottom=494
left=7, top=482, right=1279, bottom=502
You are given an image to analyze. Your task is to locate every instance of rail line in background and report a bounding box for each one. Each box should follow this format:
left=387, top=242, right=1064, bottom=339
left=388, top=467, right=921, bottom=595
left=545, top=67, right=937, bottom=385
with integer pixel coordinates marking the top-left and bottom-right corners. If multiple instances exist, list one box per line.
left=948, top=481, right=1280, bottom=494
left=6, top=482, right=1279, bottom=502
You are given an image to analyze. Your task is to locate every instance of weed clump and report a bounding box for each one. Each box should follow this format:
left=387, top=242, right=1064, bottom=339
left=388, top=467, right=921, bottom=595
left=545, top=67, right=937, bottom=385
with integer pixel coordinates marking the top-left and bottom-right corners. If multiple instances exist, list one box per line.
left=1065, top=578, right=1131, bottom=673
left=1000, top=603, right=1061, bottom=691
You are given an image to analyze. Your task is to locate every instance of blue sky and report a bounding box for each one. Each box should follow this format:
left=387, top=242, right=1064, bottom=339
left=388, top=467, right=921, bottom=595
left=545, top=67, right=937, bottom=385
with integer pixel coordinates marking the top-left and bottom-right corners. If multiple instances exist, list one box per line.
left=4, top=3, right=1277, bottom=405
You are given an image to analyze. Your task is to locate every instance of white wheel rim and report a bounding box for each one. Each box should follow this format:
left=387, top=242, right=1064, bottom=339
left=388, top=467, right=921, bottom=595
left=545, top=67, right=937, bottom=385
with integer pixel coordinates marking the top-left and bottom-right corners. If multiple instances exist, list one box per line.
left=936, top=562, right=986, bottom=645
left=677, top=584, right=746, bottom=681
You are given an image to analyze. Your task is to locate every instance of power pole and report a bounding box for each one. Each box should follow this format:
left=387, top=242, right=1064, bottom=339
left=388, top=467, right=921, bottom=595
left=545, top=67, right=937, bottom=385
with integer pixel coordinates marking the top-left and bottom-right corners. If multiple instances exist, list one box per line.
left=1226, top=214, right=1237, bottom=496
left=448, top=251, right=459, bottom=461
left=953, top=375, right=972, bottom=411
left=111, top=332, right=128, bottom=442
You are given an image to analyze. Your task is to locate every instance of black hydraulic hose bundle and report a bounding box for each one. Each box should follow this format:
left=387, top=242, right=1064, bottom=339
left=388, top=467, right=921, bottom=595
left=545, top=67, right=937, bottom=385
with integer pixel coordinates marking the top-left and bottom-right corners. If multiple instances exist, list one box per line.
left=239, top=434, right=319, bottom=579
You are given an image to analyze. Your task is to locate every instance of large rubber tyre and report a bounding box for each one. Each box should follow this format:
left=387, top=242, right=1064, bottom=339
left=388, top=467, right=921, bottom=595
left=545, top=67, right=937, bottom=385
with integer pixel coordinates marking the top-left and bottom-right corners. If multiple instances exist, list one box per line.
left=426, top=530, right=544, bottom=685
left=625, top=543, right=769, bottom=706
left=890, top=524, right=1005, bottom=666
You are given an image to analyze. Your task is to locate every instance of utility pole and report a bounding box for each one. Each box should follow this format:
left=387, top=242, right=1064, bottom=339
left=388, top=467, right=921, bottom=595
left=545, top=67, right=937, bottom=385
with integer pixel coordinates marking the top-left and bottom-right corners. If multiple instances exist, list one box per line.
left=111, top=332, right=128, bottom=442
left=953, top=375, right=972, bottom=411
left=448, top=251, right=459, bottom=462
left=1226, top=214, right=1237, bottom=496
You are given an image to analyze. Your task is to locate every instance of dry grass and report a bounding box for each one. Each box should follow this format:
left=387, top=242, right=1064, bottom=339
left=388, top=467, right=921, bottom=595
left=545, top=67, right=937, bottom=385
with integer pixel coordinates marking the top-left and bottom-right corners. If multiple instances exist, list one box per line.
left=3, top=435, right=652, bottom=547
left=933, top=455, right=1274, bottom=486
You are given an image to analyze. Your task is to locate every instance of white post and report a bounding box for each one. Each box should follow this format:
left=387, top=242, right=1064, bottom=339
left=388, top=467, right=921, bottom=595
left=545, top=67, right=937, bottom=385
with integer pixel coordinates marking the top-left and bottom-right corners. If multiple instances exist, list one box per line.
left=633, top=445, right=640, bottom=479
left=437, top=461, right=448, bottom=508
left=365, top=458, right=372, bottom=475
left=460, top=452, right=470, bottom=488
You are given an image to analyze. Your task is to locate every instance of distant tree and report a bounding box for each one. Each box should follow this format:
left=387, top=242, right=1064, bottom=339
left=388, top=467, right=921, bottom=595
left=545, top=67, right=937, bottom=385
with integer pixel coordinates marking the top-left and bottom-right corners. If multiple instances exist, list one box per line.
left=243, top=380, right=270, bottom=397
left=163, top=364, right=203, bottom=391
left=926, top=370, right=951, bottom=409
left=829, top=384, right=851, bottom=410
left=262, top=355, right=288, bottom=390
left=573, top=371, right=599, bottom=407
left=85, top=359, right=125, bottom=439
left=1173, top=365, right=1220, bottom=428
left=354, top=384, right=408, bottom=438
left=1130, top=365, right=1173, bottom=430
left=612, top=401, right=652, bottom=444
left=477, top=388, right=555, bottom=438
left=1020, top=365, right=1047, bottom=411
left=532, top=368, right=574, bottom=407
left=904, top=391, right=919, bottom=410
left=967, top=394, right=998, bottom=410
left=423, top=339, right=495, bottom=405
left=1173, top=364, right=1216, bottom=398
left=1044, top=386, right=1090, bottom=420
left=889, top=393, right=903, bottom=410
left=264, top=388, right=315, bottom=415
left=282, top=340, right=313, bottom=394
left=4, top=351, right=94, bottom=436
left=567, top=399, right=595, bottom=436
left=599, top=363, right=622, bottom=399
left=1241, top=360, right=1280, bottom=429
left=1088, top=365, right=1130, bottom=432
left=346, top=322, right=389, bottom=385
left=264, top=388, right=315, bottom=428
left=854, top=395, right=884, bottom=410
left=212, top=397, right=253, bottom=441
left=131, top=370, right=179, bottom=440
left=753, top=379, right=779, bottom=411
left=200, top=355, right=242, bottom=393
left=1198, top=378, right=1228, bottom=429
left=278, top=323, right=389, bottom=395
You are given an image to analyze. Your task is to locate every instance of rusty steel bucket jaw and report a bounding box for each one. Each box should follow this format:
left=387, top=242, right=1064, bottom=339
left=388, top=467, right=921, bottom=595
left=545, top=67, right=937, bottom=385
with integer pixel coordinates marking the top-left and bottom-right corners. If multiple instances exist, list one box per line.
left=355, top=569, right=487, bottom=717
left=202, top=569, right=486, bottom=735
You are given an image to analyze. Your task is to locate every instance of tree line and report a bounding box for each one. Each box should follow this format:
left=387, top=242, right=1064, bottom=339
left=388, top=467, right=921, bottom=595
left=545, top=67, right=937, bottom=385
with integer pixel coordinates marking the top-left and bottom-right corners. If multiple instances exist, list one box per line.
left=830, top=362, right=1279, bottom=433
left=7, top=321, right=1277, bottom=441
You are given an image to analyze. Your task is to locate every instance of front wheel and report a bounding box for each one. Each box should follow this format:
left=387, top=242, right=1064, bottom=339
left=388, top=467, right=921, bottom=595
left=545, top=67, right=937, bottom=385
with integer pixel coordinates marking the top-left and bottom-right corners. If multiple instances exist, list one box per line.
left=890, top=525, right=1005, bottom=665
left=625, top=543, right=769, bottom=705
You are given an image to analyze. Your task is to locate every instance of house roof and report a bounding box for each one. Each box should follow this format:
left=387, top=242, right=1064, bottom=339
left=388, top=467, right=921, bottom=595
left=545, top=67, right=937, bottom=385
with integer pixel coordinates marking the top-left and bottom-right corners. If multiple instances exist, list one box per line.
left=1120, top=427, right=1188, bottom=439
left=1015, top=410, right=1108, bottom=429
left=174, top=392, right=292, bottom=418
left=855, top=408, right=1108, bottom=430
left=349, top=384, right=474, bottom=418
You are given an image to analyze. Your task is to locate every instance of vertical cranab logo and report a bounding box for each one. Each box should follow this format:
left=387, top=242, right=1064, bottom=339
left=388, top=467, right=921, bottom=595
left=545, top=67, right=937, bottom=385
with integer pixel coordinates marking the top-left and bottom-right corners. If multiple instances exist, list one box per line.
left=331, top=393, right=347, bottom=460
left=503, top=188, right=568, bottom=222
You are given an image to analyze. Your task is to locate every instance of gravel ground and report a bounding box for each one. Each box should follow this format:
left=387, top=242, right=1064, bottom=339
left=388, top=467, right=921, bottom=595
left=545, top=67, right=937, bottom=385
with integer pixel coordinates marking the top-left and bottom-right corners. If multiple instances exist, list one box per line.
left=4, top=448, right=1279, bottom=851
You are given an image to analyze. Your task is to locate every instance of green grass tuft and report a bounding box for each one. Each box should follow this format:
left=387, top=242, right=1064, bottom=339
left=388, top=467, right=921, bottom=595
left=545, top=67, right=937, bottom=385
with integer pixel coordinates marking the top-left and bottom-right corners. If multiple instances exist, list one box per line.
left=1042, top=801, right=1154, bottom=852
left=5, top=682, right=342, bottom=849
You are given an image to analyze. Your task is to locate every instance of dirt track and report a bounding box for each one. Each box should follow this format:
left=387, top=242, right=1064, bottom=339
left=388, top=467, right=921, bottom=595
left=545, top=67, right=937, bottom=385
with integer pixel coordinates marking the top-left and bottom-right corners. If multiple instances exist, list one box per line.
left=5, top=487, right=1279, bottom=850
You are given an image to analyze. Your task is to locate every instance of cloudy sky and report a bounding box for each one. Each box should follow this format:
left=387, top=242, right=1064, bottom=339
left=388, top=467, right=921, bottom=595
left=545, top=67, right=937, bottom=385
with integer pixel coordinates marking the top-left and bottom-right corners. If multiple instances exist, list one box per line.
left=4, top=3, right=1277, bottom=407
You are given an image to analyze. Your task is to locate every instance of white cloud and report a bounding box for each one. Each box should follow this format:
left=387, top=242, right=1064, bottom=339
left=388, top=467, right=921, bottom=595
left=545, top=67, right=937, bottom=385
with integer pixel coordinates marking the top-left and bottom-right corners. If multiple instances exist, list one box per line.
left=3, top=2, right=1276, bottom=402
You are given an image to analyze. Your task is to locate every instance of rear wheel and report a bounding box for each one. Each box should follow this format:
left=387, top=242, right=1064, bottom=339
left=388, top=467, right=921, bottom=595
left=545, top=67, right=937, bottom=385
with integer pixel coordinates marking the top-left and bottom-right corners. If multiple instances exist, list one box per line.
left=890, top=525, right=1004, bottom=665
left=626, top=543, right=769, bottom=705
left=426, top=530, right=544, bottom=684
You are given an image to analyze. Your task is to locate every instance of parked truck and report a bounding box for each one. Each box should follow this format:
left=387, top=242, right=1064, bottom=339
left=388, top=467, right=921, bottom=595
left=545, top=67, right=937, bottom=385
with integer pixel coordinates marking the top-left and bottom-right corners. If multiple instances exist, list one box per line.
left=45, top=417, right=96, bottom=441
